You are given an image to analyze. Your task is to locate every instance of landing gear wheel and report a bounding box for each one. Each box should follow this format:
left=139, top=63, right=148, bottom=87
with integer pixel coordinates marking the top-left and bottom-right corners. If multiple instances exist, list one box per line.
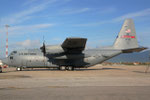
left=72, top=67, right=74, bottom=71
left=65, top=66, right=69, bottom=70
left=68, top=66, right=72, bottom=71
left=58, top=66, right=62, bottom=70
left=16, top=67, right=22, bottom=71
left=67, top=66, right=75, bottom=71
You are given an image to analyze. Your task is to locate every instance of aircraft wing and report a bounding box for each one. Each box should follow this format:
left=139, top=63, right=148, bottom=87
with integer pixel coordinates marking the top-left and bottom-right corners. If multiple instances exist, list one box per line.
left=61, top=38, right=87, bottom=53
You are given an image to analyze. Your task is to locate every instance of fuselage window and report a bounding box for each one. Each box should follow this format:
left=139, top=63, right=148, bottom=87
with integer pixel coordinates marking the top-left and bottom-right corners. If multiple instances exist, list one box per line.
left=23, top=53, right=36, bottom=55
left=24, top=53, right=28, bottom=55
left=10, top=56, right=13, bottom=59
left=19, top=53, right=23, bottom=55
left=30, top=53, right=36, bottom=55
left=10, top=51, right=17, bottom=56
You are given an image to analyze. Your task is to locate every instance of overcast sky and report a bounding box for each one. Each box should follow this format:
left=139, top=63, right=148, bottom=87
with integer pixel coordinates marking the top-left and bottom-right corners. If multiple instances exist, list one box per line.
left=0, top=0, right=150, bottom=57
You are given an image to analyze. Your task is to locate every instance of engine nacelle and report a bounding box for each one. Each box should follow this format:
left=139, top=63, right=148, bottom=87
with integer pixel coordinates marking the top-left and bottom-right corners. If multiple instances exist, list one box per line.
left=45, top=45, right=65, bottom=55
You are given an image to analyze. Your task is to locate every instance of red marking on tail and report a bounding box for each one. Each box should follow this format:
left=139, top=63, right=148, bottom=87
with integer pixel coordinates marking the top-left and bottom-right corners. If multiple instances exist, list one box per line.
left=121, top=35, right=135, bottom=39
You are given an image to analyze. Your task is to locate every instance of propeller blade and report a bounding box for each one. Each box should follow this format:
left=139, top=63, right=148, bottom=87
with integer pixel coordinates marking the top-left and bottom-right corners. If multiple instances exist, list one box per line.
left=40, top=42, right=46, bottom=56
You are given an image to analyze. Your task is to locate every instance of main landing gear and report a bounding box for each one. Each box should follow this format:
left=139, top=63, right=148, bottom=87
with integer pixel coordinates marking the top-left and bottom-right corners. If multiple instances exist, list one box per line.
left=65, top=66, right=74, bottom=71
left=58, top=66, right=75, bottom=71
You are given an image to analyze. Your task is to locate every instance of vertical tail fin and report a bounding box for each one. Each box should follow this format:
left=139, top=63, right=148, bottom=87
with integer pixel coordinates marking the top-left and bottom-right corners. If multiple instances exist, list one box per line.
left=113, top=19, right=139, bottom=50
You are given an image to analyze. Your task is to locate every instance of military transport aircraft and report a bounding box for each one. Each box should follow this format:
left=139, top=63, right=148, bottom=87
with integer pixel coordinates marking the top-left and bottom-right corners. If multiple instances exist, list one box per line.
left=0, top=19, right=147, bottom=72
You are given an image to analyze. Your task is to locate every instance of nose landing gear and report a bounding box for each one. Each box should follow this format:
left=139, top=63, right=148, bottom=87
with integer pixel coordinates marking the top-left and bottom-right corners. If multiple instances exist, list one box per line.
left=16, top=67, right=22, bottom=71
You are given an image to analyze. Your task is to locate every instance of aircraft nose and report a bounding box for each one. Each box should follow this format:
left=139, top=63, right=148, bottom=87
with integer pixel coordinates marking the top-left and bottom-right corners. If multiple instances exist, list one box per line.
left=1, top=58, right=8, bottom=65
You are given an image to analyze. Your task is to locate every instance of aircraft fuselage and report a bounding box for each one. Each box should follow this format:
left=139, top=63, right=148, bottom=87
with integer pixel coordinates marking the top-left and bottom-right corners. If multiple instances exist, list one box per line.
left=5, top=48, right=122, bottom=69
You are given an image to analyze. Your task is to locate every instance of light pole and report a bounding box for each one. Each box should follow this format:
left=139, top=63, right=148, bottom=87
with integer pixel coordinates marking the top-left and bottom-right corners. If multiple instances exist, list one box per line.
left=5, top=25, right=9, bottom=58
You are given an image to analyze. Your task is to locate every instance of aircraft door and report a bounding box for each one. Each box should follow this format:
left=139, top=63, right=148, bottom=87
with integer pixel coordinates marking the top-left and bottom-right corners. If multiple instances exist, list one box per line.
left=9, top=56, right=17, bottom=66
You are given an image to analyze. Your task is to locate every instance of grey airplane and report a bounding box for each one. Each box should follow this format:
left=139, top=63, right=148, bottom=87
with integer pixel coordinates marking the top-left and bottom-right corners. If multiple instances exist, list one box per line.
left=0, top=19, right=147, bottom=72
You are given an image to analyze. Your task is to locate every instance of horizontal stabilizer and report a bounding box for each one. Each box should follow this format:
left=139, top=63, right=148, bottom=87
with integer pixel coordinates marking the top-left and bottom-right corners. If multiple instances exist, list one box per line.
left=122, top=47, right=147, bottom=53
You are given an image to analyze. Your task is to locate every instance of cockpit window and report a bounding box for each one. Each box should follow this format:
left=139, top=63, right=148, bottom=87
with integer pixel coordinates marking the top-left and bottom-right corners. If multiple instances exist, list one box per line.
left=9, top=51, right=17, bottom=56
left=13, top=51, right=17, bottom=53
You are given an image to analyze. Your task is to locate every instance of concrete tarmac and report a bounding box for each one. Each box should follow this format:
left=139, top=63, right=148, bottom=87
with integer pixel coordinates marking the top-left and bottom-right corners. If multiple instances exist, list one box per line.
left=0, top=65, right=150, bottom=100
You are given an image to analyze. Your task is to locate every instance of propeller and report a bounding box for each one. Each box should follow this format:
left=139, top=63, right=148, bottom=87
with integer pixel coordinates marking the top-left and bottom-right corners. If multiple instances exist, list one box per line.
left=40, top=36, right=46, bottom=56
